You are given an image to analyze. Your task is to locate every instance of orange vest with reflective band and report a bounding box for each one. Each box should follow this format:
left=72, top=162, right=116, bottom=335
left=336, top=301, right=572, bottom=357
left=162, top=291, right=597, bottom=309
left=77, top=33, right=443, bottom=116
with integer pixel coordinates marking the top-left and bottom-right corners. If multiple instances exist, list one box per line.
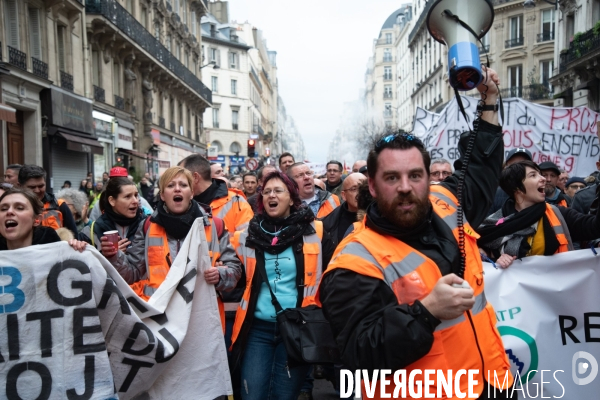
left=318, top=185, right=513, bottom=399
left=212, top=189, right=254, bottom=235
left=130, top=220, right=226, bottom=330
left=545, top=203, right=573, bottom=253
left=230, top=221, right=323, bottom=347
left=317, top=193, right=340, bottom=219
left=42, top=198, right=64, bottom=230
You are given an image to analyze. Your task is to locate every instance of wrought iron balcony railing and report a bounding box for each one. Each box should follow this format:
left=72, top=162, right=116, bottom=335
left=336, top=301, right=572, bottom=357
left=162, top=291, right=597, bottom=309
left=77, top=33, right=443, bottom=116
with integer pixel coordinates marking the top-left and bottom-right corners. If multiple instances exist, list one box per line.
left=114, top=95, right=125, bottom=110
left=500, top=84, right=553, bottom=101
left=505, top=37, right=524, bottom=48
left=94, top=85, right=105, bottom=102
left=87, top=0, right=212, bottom=104
left=32, top=57, right=48, bottom=79
left=383, top=93, right=393, bottom=99
left=8, top=46, right=27, bottom=70
left=479, top=45, right=490, bottom=54
left=537, top=31, right=554, bottom=42
left=60, top=70, right=74, bottom=91
left=559, top=28, right=600, bottom=72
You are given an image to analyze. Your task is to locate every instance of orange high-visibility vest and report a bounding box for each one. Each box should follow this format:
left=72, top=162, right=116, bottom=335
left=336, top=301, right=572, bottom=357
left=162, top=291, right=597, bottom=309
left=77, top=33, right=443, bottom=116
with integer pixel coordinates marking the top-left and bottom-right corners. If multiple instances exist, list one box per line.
left=317, top=193, right=340, bottom=219
left=319, top=185, right=513, bottom=399
left=230, top=221, right=323, bottom=347
left=545, top=203, right=573, bottom=253
left=42, top=198, right=64, bottom=230
left=130, top=219, right=226, bottom=330
left=211, top=189, right=254, bottom=235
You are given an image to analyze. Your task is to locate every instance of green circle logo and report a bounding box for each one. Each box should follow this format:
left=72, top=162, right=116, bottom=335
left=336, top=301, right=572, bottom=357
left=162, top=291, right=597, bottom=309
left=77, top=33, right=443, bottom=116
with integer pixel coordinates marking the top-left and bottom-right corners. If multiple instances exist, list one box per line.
left=498, top=326, right=539, bottom=384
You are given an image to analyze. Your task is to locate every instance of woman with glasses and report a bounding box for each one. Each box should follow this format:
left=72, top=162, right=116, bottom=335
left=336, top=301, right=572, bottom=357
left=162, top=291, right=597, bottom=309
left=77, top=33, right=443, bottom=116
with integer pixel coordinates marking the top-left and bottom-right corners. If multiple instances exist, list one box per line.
left=478, top=160, right=600, bottom=268
left=229, top=171, right=333, bottom=400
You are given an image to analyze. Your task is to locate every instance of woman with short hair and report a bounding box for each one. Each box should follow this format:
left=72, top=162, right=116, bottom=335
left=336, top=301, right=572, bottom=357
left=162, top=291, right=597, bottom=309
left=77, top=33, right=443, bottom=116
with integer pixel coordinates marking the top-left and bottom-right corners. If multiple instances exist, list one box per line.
left=56, top=188, right=91, bottom=232
left=478, top=160, right=600, bottom=268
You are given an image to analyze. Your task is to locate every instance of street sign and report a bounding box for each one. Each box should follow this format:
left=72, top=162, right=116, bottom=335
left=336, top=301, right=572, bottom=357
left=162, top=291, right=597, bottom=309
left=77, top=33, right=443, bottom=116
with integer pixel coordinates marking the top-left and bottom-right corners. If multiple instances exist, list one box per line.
left=207, top=147, right=218, bottom=160
left=245, top=158, right=259, bottom=171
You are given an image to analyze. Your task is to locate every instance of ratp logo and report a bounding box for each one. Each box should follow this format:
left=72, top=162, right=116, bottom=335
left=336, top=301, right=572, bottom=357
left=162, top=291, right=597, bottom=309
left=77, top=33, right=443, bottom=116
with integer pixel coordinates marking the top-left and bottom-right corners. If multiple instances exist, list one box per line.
left=572, top=351, right=598, bottom=386
left=498, top=326, right=539, bottom=384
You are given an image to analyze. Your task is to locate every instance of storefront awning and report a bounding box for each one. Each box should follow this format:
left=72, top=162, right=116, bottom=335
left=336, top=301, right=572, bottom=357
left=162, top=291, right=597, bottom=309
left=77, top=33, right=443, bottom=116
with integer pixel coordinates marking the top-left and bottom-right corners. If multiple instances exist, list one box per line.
left=117, top=148, right=148, bottom=160
left=0, top=103, right=17, bottom=123
left=57, top=131, right=104, bottom=155
left=116, top=118, right=135, bottom=130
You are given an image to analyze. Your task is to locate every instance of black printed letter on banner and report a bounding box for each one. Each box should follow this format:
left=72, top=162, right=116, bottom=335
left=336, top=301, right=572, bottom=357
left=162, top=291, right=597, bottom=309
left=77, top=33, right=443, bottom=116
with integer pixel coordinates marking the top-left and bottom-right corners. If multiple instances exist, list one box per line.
left=26, top=309, right=65, bottom=357
left=6, top=362, right=52, bottom=400
left=97, top=278, right=131, bottom=315
left=176, top=269, right=197, bottom=303
left=122, top=322, right=155, bottom=356
left=73, top=308, right=106, bottom=354
left=66, top=355, right=96, bottom=400
left=47, top=260, right=92, bottom=306
left=119, top=358, right=154, bottom=393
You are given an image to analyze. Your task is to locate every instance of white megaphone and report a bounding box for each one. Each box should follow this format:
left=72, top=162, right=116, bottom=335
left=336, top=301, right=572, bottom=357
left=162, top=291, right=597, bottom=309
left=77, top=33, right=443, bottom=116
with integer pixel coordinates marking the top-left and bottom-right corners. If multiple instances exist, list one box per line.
left=426, top=0, right=494, bottom=91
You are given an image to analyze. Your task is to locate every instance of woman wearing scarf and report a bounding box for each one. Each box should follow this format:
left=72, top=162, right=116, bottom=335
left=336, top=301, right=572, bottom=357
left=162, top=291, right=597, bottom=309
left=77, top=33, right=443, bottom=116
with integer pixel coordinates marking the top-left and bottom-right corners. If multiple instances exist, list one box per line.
left=228, top=171, right=332, bottom=400
left=80, top=177, right=145, bottom=274
left=478, top=160, right=600, bottom=268
left=118, top=166, right=241, bottom=304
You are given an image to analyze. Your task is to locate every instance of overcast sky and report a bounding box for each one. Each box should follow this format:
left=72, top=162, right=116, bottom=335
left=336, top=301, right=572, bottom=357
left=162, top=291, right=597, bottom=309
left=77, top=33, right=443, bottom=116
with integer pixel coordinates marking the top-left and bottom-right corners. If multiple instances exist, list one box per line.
left=228, top=0, right=407, bottom=163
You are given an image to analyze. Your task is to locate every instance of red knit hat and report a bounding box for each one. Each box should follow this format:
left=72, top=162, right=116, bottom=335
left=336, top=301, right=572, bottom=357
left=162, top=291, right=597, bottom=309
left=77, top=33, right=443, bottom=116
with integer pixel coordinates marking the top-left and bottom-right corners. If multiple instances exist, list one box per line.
left=109, top=167, right=128, bottom=177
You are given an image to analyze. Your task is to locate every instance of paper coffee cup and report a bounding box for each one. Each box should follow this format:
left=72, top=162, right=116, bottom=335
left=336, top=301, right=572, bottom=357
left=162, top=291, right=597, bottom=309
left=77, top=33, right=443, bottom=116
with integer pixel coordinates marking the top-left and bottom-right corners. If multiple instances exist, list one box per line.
left=104, top=230, right=119, bottom=251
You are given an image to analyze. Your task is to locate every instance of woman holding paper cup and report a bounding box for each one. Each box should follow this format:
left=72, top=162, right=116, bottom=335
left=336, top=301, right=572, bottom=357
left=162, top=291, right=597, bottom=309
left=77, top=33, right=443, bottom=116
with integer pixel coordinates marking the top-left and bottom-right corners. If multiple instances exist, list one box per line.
left=79, top=177, right=145, bottom=268
left=478, top=160, right=600, bottom=268
left=116, top=166, right=241, bottom=306
left=228, top=171, right=333, bottom=400
left=0, top=187, right=86, bottom=251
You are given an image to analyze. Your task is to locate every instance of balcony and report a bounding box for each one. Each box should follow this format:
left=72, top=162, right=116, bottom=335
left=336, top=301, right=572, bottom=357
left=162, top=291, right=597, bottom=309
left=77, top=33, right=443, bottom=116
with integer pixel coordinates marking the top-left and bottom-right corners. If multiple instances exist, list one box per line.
left=559, top=28, right=600, bottom=72
left=537, top=31, right=554, bottom=42
left=500, top=84, right=553, bottom=101
left=383, top=93, right=393, bottom=99
left=94, top=85, right=105, bottom=102
left=232, top=123, right=238, bottom=130
left=86, top=0, right=211, bottom=105
left=383, top=74, right=393, bottom=81
left=479, top=45, right=490, bottom=54
left=505, top=37, right=524, bottom=48
left=60, top=71, right=74, bottom=91
left=250, top=66, right=263, bottom=91
left=32, top=57, right=48, bottom=79
left=114, top=95, right=125, bottom=110
left=8, top=46, right=27, bottom=70
left=159, top=117, right=165, bottom=128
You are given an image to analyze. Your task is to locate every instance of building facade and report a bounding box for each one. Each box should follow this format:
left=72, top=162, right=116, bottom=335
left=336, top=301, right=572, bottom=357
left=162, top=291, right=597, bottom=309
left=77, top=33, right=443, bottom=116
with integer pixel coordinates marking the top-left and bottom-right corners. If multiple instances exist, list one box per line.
left=1, top=0, right=212, bottom=188
left=394, top=4, right=414, bottom=131
left=552, top=0, right=600, bottom=111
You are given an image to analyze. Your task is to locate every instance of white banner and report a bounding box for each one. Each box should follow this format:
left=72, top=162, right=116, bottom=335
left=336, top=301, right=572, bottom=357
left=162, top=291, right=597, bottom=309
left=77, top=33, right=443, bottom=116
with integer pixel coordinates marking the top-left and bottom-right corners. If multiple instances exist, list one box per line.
left=0, top=219, right=232, bottom=400
left=415, top=97, right=600, bottom=177
left=484, top=250, right=600, bottom=398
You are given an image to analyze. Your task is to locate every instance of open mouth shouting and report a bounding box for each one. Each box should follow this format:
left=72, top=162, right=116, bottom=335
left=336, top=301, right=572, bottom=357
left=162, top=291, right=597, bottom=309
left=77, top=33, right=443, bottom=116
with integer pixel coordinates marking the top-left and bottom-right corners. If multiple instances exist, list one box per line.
left=173, top=195, right=184, bottom=204
left=4, top=219, right=18, bottom=232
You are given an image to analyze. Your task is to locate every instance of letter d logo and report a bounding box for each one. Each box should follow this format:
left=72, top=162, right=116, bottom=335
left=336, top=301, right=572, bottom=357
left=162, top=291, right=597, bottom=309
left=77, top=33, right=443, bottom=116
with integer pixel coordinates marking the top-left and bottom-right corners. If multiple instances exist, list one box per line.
left=572, top=351, right=599, bottom=385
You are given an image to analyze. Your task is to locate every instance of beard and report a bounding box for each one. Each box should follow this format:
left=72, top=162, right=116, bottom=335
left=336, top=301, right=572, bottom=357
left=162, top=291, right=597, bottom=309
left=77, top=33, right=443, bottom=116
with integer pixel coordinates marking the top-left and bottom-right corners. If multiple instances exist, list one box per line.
left=544, top=183, right=556, bottom=197
left=375, top=189, right=430, bottom=230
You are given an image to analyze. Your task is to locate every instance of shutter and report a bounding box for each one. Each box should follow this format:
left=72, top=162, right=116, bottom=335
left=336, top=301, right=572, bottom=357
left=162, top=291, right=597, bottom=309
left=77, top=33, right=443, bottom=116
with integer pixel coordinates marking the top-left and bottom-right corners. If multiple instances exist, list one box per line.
left=216, top=49, right=221, bottom=66
left=51, top=141, right=89, bottom=192
left=5, top=0, right=20, bottom=49
left=29, top=8, right=42, bottom=60
left=92, top=51, right=99, bottom=86
left=57, top=26, right=66, bottom=71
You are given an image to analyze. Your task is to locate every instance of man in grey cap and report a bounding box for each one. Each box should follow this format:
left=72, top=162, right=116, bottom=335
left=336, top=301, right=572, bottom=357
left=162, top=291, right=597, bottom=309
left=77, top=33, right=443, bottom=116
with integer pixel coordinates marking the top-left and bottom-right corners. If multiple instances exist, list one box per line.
left=539, top=161, right=570, bottom=207
left=565, top=177, right=587, bottom=200
left=488, top=148, right=534, bottom=214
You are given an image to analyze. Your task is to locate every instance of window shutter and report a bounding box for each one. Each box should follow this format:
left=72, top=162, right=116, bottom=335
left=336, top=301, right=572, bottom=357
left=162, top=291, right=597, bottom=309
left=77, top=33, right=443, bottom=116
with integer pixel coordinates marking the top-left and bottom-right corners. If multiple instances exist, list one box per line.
left=92, top=51, right=99, bottom=86
left=5, top=0, right=20, bottom=49
left=216, top=49, right=221, bottom=66
left=29, top=8, right=42, bottom=60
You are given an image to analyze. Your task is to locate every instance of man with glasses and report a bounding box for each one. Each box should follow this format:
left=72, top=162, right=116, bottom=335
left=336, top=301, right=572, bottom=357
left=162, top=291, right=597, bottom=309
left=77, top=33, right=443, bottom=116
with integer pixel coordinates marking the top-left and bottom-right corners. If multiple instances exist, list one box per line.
left=325, top=160, right=345, bottom=197
left=429, top=158, right=453, bottom=183
left=287, top=162, right=340, bottom=218
left=319, top=68, right=516, bottom=398
left=565, top=177, right=587, bottom=200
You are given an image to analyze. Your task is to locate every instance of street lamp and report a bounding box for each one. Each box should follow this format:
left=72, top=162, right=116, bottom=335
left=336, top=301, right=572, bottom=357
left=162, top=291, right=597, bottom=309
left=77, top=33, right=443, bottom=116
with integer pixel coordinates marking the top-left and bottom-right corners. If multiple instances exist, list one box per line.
left=200, top=61, right=220, bottom=70
left=524, top=0, right=558, bottom=9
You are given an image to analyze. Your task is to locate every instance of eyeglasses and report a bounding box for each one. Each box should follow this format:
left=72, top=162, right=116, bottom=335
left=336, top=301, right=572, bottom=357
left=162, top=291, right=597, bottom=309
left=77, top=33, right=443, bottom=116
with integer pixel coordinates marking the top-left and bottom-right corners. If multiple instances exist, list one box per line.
left=293, top=171, right=314, bottom=179
left=375, top=132, right=424, bottom=150
left=568, top=184, right=586, bottom=190
left=431, top=171, right=452, bottom=178
left=342, top=186, right=359, bottom=193
left=262, top=188, right=288, bottom=196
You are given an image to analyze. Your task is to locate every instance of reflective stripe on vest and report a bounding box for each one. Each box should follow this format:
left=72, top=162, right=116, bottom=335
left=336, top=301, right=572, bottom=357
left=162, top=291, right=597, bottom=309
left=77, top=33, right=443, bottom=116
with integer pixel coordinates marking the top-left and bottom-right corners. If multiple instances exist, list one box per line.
left=230, top=220, right=324, bottom=347
left=42, top=199, right=64, bottom=230
left=545, top=203, right=573, bottom=252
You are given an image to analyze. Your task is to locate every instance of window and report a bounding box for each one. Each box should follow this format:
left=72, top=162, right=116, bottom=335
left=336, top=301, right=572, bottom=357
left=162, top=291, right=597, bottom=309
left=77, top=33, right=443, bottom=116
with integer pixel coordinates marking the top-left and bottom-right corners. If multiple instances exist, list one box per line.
left=187, top=107, right=191, bottom=138
left=185, top=52, right=189, bottom=68
left=170, top=97, right=175, bottom=128
left=155, top=22, right=162, bottom=41
left=384, top=103, right=392, bottom=117
left=140, top=6, right=147, bottom=28
left=179, top=102, right=183, bottom=134
left=92, top=50, right=100, bottom=86
left=229, top=52, right=238, bottom=69
left=166, top=34, right=172, bottom=52
left=210, top=48, right=220, bottom=65
left=384, top=66, right=392, bottom=80
left=176, top=42, right=181, bottom=60
left=57, top=25, right=67, bottom=71
left=182, top=0, right=187, bottom=24
left=508, top=15, right=523, bottom=46
left=113, top=63, right=120, bottom=95
left=384, top=85, right=393, bottom=99
left=232, top=110, right=239, bottom=130
left=212, top=108, right=219, bottom=128
left=508, top=65, right=523, bottom=97
left=541, top=9, right=554, bottom=34
left=211, top=76, right=218, bottom=92
left=383, top=48, right=392, bottom=62
left=385, top=33, right=392, bottom=44
left=540, top=60, right=553, bottom=89
left=231, top=79, right=237, bottom=95
left=29, top=8, right=42, bottom=60
left=126, top=0, right=133, bottom=13
left=4, top=0, right=19, bottom=49
left=191, top=11, right=196, bottom=36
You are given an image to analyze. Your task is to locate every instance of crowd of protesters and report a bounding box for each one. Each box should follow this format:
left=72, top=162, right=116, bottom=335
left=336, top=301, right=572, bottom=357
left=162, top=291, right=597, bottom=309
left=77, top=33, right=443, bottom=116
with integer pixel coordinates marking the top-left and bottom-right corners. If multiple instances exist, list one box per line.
left=4, top=68, right=600, bottom=400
